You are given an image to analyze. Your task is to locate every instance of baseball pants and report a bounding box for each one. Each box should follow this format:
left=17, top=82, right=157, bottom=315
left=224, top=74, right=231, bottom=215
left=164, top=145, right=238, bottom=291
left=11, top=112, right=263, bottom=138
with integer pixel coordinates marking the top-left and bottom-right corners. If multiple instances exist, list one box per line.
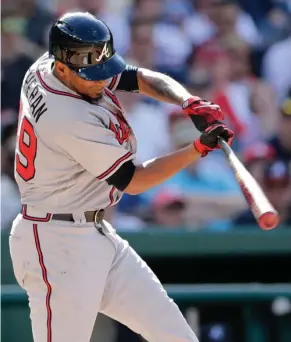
left=9, top=210, right=198, bottom=342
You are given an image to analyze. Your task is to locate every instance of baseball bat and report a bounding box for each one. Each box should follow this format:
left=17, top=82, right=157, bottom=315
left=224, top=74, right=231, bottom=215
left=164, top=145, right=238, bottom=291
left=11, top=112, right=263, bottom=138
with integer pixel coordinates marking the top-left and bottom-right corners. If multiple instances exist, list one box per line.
left=218, top=138, right=279, bottom=230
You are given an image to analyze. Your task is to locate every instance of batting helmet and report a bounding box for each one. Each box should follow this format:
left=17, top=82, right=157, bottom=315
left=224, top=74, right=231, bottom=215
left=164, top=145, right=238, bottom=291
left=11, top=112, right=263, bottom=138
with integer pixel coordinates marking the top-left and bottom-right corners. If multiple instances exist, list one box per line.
left=49, top=12, right=126, bottom=81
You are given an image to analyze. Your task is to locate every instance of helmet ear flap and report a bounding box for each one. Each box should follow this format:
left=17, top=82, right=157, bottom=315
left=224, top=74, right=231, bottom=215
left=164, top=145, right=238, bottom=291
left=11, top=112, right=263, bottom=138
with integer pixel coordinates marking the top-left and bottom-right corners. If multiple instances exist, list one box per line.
left=50, top=45, right=65, bottom=63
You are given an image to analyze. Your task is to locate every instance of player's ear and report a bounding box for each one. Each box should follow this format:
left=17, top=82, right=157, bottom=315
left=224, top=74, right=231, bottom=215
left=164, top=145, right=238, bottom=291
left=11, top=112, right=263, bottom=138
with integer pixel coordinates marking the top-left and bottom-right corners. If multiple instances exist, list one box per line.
left=55, top=61, right=70, bottom=77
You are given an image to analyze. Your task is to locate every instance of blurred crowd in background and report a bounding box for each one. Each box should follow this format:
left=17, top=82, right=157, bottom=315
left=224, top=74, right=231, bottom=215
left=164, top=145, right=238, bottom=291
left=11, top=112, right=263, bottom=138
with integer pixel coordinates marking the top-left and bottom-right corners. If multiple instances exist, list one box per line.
left=2, top=0, right=291, bottom=232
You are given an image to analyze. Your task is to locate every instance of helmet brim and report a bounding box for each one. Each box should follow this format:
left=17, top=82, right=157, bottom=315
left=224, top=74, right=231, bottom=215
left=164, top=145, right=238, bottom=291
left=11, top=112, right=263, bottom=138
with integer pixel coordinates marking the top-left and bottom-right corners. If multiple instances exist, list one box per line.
left=77, top=53, right=126, bottom=81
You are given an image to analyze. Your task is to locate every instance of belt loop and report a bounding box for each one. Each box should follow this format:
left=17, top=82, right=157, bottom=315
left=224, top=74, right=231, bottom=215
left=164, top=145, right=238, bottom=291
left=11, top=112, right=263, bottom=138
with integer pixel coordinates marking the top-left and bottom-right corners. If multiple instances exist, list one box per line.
left=72, top=213, right=86, bottom=224
left=94, top=210, right=105, bottom=235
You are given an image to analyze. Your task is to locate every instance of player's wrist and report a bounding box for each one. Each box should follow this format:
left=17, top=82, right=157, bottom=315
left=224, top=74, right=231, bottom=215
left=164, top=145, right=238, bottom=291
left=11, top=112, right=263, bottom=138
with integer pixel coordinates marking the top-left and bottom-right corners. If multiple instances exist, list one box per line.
left=182, top=142, right=201, bottom=157
left=193, top=138, right=210, bottom=157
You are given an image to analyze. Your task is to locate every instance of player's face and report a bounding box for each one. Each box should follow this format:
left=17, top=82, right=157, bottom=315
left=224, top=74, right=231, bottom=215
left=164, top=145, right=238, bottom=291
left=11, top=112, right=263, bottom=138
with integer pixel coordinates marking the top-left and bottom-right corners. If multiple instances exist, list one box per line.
left=69, top=72, right=108, bottom=98
left=54, top=62, right=108, bottom=98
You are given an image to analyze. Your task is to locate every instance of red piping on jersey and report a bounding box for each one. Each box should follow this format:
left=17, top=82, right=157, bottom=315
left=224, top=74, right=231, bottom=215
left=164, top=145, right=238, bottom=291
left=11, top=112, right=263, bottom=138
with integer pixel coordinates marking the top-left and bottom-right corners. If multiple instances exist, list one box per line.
left=22, top=205, right=52, bottom=222
left=104, top=88, right=122, bottom=110
left=33, top=224, right=52, bottom=342
left=37, top=70, right=122, bottom=109
left=108, top=75, right=118, bottom=90
left=36, top=70, right=82, bottom=99
left=97, top=151, right=132, bottom=180
left=109, top=187, right=115, bottom=206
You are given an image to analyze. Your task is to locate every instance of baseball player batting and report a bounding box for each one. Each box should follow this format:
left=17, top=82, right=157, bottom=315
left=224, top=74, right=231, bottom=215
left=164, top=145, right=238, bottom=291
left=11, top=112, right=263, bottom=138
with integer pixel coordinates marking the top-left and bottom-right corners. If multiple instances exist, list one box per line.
left=10, top=12, right=233, bottom=342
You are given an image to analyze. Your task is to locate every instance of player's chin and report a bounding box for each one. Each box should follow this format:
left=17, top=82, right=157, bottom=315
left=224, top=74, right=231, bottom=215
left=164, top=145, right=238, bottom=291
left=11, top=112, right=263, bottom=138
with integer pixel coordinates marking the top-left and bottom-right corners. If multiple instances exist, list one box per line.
left=87, top=87, right=105, bottom=98
left=95, top=89, right=105, bottom=97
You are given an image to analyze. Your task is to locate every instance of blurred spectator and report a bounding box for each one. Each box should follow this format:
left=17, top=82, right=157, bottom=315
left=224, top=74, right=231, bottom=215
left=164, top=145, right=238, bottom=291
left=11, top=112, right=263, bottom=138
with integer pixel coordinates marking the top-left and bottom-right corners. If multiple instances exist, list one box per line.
left=262, top=34, right=291, bottom=102
left=241, top=141, right=276, bottom=184
left=268, top=96, right=291, bottom=162
left=1, top=24, right=34, bottom=113
left=151, top=189, right=187, bottom=228
left=237, top=0, right=273, bottom=23
left=54, top=0, right=79, bottom=13
left=118, top=92, right=171, bottom=164
left=1, top=0, right=55, bottom=113
left=192, top=34, right=279, bottom=152
left=131, top=0, right=164, bottom=21
left=1, top=123, right=17, bottom=180
left=184, top=0, right=261, bottom=48
left=220, top=35, right=279, bottom=139
left=1, top=123, right=21, bottom=231
left=36, top=0, right=59, bottom=13
left=126, top=19, right=157, bottom=69
left=154, top=1, right=192, bottom=82
left=2, top=0, right=54, bottom=49
left=130, top=0, right=192, bottom=82
left=184, top=67, right=214, bottom=100
left=262, top=160, right=291, bottom=225
left=257, top=5, right=291, bottom=48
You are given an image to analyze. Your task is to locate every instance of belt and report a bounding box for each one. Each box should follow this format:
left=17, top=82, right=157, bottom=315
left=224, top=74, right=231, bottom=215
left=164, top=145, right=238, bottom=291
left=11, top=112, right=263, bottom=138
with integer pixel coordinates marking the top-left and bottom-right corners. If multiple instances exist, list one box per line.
left=52, top=210, right=105, bottom=223
left=21, top=205, right=105, bottom=223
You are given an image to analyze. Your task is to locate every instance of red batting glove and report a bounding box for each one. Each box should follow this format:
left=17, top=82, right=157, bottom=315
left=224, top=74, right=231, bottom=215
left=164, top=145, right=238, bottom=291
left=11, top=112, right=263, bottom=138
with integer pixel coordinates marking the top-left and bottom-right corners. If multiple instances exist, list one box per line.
left=182, top=96, right=224, bottom=132
left=194, top=123, right=234, bottom=157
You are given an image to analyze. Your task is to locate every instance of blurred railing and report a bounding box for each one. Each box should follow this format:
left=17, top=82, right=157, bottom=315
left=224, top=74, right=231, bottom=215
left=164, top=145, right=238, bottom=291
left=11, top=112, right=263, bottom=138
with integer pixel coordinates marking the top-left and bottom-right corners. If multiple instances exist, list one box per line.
left=2, top=283, right=291, bottom=342
left=120, top=227, right=291, bottom=256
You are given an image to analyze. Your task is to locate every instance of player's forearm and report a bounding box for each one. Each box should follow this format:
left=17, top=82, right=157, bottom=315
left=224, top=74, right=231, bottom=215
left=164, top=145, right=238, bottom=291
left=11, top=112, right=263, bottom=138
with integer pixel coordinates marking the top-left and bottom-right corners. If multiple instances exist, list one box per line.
left=124, top=144, right=200, bottom=195
left=137, top=68, right=192, bottom=106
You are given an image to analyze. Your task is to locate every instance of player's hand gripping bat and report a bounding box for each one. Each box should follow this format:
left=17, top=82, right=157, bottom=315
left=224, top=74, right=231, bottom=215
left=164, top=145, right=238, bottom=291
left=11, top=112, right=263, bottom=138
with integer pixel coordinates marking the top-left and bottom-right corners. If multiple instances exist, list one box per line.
left=218, top=138, right=279, bottom=230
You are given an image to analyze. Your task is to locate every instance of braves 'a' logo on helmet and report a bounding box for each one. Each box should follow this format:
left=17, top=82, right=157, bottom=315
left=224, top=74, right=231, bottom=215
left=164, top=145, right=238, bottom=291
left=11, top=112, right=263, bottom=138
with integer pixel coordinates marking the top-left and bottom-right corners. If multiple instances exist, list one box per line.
left=95, top=43, right=111, bottom=62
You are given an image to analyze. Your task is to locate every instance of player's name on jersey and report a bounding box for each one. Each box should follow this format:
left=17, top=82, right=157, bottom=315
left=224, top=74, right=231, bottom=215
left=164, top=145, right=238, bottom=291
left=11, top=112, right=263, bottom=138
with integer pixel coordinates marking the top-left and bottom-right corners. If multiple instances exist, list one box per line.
left=23, top=70, right=48, bottom=123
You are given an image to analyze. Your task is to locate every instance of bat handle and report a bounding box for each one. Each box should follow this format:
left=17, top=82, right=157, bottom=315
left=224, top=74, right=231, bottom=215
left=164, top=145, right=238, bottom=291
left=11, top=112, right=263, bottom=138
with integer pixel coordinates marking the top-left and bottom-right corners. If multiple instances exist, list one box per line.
left=218, top=137, right=231, bottom=157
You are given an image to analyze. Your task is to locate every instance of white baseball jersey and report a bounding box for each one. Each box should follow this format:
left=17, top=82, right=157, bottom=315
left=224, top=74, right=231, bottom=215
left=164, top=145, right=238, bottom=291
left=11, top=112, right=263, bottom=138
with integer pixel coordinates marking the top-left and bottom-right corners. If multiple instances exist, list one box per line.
left=15, top=53, right=137, bottom=213
left=10, top=52, right=198, bottom=342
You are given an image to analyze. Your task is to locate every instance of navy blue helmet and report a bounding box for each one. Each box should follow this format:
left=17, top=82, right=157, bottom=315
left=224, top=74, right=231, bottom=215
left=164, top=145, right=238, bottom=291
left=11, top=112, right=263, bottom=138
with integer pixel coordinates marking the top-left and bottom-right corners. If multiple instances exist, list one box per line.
left=49, top=12, right=126, bottom=81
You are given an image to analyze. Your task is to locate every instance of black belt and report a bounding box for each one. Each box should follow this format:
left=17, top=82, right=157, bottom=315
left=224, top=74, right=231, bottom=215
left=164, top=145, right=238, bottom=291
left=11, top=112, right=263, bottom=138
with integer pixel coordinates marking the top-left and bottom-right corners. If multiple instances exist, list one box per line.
left=52, top=209, right=105, bottom=222
left=22, top=205, right=105, bottom=223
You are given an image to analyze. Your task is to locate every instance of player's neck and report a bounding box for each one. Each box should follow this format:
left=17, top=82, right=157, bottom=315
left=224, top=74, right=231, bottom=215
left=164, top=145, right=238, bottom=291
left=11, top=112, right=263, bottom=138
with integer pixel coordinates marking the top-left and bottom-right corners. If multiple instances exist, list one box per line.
left=52, top=66, right=79, bottom=94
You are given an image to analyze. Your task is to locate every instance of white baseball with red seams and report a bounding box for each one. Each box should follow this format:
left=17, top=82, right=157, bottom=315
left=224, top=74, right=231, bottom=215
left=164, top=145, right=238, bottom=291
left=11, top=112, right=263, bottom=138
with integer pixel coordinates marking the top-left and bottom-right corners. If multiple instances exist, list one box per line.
left=9, top=53, right=198, bottom=342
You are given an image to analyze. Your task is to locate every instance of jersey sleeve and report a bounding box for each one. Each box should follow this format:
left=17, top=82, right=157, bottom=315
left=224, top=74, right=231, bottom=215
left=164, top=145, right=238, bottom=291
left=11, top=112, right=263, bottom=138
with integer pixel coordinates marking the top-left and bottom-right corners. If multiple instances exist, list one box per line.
left=56, top=115, right=134, bottom=181
left=107, top=73, right=122, bottom=91
left=107, top=65, right=139, bottom=92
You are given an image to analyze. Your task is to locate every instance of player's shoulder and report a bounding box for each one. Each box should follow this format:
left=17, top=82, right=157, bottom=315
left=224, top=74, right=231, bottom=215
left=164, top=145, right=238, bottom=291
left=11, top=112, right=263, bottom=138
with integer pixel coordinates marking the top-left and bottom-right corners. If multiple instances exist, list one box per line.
left=22, top=52, right=50, bottom=81
left=106, top=64, right=139, bottom=92
left=24, top=53, right=112, bottom=132
left=21, top=52, right=56, bottom=105
left=41, top=94, right=107, bottom=138
left=27, top=52, right=48, bottom=71
left=106, top=73, right=122, bottom=92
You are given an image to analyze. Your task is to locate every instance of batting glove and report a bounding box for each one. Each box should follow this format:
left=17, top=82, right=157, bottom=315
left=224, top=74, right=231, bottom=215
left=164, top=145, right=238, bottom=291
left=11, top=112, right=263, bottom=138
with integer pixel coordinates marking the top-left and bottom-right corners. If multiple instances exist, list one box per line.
left=194, top=123, right=234, bottom=157
left=182, top=96, right=224, bottom=132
